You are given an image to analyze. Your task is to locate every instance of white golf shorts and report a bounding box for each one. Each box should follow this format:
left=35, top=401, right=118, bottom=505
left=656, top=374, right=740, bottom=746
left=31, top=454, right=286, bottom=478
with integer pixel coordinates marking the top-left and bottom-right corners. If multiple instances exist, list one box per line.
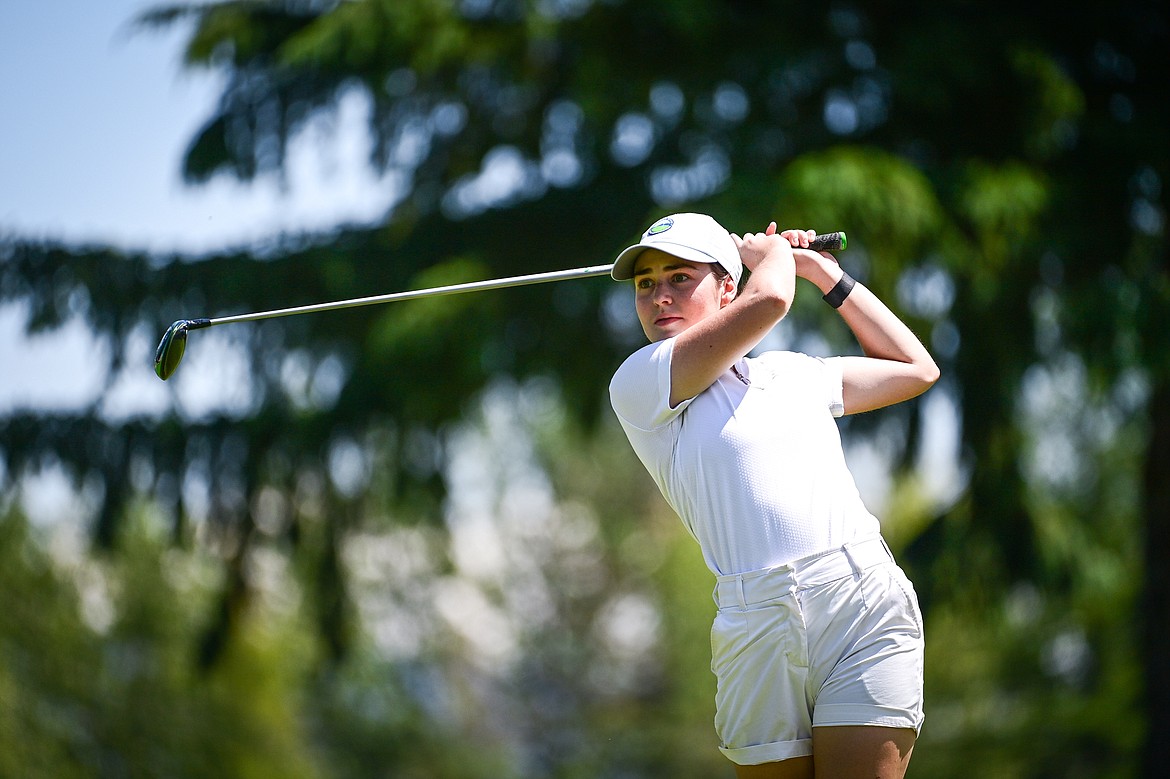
left=710, top=536, right=925, bottom=766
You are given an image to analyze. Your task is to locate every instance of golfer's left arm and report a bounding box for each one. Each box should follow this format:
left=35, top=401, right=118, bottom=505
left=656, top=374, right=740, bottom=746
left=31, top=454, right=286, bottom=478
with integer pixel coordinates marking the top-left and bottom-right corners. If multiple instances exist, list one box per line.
left=832, top=282, right=939, bottom=414
left=786, top=235, right=939, bottom=415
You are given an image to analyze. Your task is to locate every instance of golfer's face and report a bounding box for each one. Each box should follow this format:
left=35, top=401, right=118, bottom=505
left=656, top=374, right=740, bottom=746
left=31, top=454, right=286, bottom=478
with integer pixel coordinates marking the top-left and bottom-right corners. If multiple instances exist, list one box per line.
left=632, top=250, right=727, bottom=342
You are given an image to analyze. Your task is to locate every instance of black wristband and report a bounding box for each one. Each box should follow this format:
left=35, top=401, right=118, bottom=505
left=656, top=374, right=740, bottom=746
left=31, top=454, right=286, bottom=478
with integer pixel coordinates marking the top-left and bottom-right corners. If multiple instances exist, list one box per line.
left=822, top=271, right=856, bottom=309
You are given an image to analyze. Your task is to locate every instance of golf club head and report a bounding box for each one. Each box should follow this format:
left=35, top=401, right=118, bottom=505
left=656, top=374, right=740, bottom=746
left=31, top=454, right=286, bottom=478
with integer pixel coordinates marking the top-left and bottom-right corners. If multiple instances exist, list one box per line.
left=154, top=320, right=189, bottom=380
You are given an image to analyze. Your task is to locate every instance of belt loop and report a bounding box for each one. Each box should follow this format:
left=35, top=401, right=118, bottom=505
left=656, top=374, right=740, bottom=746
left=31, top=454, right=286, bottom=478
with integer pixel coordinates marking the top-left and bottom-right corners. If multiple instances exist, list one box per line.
left=736, top=576, right=747, bottom=608
left=842, top=542, right=864, bottom=581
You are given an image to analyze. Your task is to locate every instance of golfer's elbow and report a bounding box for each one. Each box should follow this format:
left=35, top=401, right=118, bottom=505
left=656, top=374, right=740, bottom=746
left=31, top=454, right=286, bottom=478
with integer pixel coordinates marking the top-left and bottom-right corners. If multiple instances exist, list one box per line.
left=890, top=360, right=940, bottom=409
left=743, top=283, right=794, bottom=321
left=764, top=292, right=793, bottom=321
left=914, top=356, right=941, bottom=392
left=896, top=353, right=941, bottom=402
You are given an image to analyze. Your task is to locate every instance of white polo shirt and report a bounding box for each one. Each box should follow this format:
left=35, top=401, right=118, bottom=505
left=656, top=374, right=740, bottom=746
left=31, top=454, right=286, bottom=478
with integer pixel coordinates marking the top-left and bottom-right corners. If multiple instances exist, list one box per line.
left=609, top=337, right=880, bottom=576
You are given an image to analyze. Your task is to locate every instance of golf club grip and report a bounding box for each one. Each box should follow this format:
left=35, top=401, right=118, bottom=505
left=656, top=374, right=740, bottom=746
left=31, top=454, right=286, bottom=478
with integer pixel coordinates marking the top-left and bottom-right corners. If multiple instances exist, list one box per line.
left=807, top=231, right=846, bottom=252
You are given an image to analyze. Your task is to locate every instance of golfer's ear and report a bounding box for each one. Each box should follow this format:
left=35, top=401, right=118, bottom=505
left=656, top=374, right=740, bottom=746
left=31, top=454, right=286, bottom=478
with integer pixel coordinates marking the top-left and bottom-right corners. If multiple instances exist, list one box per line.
left=720, top=274, right=738, bottom=305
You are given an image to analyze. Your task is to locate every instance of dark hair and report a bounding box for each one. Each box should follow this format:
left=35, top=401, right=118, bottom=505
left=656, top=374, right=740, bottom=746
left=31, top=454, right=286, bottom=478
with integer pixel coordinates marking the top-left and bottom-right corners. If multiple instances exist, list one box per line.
left=711, top=263, right=741, bottom=293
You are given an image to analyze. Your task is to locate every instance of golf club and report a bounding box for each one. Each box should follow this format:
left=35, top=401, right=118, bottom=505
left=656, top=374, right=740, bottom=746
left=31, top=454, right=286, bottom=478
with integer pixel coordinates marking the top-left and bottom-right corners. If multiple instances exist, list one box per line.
left=154, top=231, right=846, bottom=380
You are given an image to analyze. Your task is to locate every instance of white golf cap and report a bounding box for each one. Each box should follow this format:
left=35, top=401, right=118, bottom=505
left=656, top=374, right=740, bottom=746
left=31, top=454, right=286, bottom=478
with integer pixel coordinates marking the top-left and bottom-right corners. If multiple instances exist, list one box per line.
left=611, top=213, right=742, bottom=284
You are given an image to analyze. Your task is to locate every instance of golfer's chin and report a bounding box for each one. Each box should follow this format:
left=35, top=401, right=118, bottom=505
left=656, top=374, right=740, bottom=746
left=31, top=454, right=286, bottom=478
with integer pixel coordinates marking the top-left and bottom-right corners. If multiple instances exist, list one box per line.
left=642, top=319, right=687, bottom=342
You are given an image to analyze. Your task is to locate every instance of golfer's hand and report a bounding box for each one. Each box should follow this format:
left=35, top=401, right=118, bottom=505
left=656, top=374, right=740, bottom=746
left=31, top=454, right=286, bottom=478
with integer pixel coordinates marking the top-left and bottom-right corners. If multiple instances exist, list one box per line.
left=733, top=223, right=793, bottom=274
left=779, top=228, right=842, bottom=290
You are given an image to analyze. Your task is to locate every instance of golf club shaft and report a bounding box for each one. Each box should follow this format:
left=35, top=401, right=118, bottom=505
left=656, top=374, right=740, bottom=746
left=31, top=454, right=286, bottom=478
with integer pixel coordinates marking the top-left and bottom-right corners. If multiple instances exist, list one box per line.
left=156, top=231, right=846, bottom=380
left=187, top=230, right=846, bottom=329
left=189, top=263, right=617, bottom=329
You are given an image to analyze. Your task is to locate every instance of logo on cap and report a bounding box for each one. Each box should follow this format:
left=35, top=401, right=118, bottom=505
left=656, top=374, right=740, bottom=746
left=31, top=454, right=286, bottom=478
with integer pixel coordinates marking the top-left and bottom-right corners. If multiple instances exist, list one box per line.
left=646, top=218, right=674, bottom=236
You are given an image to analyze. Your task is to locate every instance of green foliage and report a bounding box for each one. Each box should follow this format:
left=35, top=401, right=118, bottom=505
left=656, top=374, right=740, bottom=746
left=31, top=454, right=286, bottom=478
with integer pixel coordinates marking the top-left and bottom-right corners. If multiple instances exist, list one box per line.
left=781, top=148, right=943, bottom=240
left=776, top=146, right=946, bottom=288
left=915, top=588, right=1142, bottom=779
left=956, top=160, right=1049, bottom=273
left=0, top=507, right=322, bottom=778
left=1009, top=46, right=1086, bottom=161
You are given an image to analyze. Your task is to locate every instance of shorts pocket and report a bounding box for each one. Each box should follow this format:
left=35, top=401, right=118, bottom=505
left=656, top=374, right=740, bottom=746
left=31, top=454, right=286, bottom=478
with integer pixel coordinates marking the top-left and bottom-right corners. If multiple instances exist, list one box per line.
left=888, top=566, right=925, bottom=638
left=710, top=608, right=749, bottom=676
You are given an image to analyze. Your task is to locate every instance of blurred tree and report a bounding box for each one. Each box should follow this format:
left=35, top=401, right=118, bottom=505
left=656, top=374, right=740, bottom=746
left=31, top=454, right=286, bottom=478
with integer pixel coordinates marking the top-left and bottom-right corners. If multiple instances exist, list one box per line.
left=1, top=0, right=1166, bottom=775
left=0, top=505, right=324, bottom=778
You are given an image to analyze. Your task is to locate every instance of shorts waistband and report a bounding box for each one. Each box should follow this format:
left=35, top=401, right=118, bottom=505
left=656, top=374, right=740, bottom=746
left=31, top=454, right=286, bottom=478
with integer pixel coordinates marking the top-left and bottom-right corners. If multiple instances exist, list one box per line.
left=713, top=536, right=895, bottom=610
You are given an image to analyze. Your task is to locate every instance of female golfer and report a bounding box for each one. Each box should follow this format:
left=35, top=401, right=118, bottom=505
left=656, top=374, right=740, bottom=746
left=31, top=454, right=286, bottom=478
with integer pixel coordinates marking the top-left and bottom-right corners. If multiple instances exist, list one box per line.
left=608, top=213, right=938, bottom=778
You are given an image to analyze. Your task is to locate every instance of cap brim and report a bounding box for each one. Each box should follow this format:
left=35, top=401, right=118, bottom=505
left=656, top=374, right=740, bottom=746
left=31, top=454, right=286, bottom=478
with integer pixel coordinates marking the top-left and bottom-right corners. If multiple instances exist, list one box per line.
left=611, top=241, right=734, bottom=281
left=611, top=244, right=648, bottom=280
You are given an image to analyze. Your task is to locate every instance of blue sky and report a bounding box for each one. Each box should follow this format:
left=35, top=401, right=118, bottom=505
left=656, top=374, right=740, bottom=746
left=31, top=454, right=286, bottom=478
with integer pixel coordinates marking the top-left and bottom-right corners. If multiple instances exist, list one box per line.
left=0, top=1, right=397, bottom=414
left=0, top=1, right=399, bottom=253
left=3, top=1, right=237, bottom=252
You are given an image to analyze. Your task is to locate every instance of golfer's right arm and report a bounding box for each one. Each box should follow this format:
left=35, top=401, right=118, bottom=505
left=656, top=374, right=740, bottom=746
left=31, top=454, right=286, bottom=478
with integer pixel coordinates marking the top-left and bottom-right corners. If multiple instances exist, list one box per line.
left=668, top=231, right=796, bottom=405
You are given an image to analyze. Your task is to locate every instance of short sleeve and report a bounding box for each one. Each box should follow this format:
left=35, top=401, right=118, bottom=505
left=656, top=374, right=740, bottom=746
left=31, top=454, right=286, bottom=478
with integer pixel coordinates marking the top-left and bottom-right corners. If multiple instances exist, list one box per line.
left=609, top=338, right=695, bottom=431
left=821, top=356, right=846, bottom=418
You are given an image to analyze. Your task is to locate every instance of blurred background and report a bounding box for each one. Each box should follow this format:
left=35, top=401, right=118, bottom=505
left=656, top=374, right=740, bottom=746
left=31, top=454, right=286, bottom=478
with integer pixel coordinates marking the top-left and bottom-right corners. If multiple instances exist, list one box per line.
left=1, top=1, right=1165, bottom=776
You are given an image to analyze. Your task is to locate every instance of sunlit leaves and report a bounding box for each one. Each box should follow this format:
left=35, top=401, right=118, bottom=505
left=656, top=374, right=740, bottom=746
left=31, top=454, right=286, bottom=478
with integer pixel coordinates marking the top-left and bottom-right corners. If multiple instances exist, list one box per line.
left=776, top=146, right=945, bottom=285
left=957, top=160, right=1049, bottom=273
left=1011, top=46, right=1085, bottom=160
